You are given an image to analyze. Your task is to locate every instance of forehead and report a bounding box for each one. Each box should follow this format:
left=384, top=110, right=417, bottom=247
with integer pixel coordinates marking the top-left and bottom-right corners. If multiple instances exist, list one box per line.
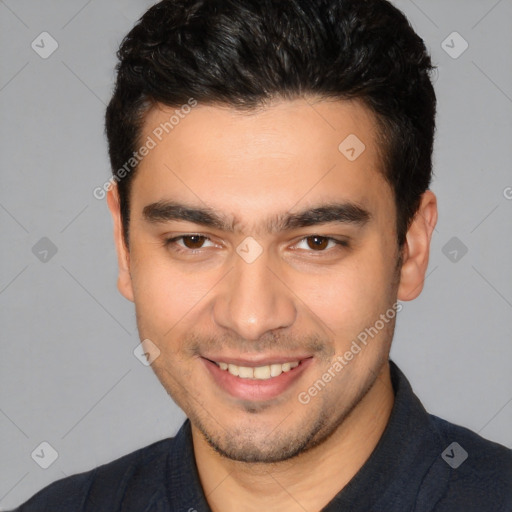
left=131, top=97, right=393, bottom=230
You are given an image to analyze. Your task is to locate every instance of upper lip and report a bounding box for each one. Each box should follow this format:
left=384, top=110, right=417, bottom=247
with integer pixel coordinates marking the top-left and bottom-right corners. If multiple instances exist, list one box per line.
left=202, top=355, right=313, bottom=367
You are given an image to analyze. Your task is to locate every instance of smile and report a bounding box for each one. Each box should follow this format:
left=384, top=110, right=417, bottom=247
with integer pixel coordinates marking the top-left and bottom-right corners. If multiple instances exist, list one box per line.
left=203, top=356, right=312, bottom=401
left=214, top=360, right=300, bottom=380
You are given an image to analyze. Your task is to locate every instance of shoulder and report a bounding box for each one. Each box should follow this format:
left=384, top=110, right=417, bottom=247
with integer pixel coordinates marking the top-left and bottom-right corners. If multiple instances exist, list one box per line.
left=14, top=437, right=174, bottom=511
left=421, top=414, right=512, bottom=512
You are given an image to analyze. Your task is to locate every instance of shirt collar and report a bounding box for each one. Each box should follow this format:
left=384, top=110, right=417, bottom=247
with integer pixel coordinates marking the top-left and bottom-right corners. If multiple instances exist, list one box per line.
left=321, top=360, right=449, bottom=510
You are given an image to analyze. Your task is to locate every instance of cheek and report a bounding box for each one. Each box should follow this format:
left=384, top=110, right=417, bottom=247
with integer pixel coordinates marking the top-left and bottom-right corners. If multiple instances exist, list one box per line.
left=129, top=246, right=214, bottom=334
left=296, top=245, right=394, bottom=341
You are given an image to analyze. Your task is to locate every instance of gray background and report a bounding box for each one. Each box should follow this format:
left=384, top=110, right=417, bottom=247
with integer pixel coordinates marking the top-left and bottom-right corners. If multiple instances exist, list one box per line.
left=1, top=0, right=511, bottom=508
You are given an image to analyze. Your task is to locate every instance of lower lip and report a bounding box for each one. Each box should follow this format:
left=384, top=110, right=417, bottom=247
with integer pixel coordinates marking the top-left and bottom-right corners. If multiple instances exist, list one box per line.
left=203, top=357, right=313, bottom=402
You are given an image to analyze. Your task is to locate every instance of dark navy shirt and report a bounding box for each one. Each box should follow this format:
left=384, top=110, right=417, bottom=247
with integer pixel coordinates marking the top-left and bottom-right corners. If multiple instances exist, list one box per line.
left=14, top=360, right=512, bottom=511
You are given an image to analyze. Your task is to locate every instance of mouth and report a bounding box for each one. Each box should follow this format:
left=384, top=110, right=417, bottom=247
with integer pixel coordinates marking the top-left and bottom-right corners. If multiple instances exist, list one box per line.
left=202, top=356, right=313, bottom=401
left=213, top=359, right=300, bottom=380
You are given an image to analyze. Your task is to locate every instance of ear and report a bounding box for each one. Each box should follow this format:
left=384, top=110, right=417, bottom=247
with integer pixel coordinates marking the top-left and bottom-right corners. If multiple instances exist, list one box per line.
left=397, top=190, right=438, bottom=301
left=106, top=185, right=134, bottom=302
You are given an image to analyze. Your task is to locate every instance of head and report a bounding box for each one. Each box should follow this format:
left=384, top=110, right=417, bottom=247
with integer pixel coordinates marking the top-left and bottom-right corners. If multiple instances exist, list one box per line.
left=105, top=0, right=437, bottom=463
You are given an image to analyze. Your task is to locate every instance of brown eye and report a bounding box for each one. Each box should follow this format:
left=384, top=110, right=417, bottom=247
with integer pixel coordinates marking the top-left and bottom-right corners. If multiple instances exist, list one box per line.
left=182, top=235, right=207, bottom=249
left=306, top=236, right=330, bottom=250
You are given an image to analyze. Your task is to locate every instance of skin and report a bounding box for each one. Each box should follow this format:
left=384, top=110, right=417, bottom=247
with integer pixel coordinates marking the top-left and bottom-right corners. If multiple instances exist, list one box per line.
left=107, top=97, right=437, bottom=511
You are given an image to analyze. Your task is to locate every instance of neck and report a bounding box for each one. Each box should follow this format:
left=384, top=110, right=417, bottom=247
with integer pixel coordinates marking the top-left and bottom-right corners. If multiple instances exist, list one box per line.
left=192, top=362, right=394, bottom=512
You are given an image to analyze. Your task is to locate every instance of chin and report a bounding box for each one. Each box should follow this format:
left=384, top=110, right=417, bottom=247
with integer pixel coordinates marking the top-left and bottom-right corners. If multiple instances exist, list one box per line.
left=194, top=409, right=333, bottom=464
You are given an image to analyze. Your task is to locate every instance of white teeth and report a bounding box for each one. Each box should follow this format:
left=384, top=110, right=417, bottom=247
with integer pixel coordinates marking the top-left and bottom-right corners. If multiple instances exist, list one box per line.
left=238, top=366, right=254, bottom=379
left=270, top=364, right=283, bottom=377
left=216, top=361, right=301, bottom=380
left=228, top=364, right=239, bottom=376
left=254, top=366, right=271, bottom=379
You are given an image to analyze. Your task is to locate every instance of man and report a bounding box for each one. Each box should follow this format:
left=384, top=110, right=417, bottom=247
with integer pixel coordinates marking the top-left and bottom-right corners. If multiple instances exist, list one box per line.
left=16, top=0, right=511, bottom=510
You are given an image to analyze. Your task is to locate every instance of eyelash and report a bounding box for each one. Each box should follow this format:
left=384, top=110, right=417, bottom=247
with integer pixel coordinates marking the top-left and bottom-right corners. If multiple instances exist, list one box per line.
left=163, top=234, right=350, bottom=255
left=163, top=235, right=216, bottom=253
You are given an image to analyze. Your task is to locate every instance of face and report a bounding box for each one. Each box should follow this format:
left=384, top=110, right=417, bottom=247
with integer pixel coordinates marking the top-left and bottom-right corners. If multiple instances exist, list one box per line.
left=109, top=98, right=409, bottom=463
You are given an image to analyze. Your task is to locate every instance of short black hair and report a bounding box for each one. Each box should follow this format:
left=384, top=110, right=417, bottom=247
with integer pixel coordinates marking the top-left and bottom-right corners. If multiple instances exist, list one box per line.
left=105, top=0, right=436, bottom=248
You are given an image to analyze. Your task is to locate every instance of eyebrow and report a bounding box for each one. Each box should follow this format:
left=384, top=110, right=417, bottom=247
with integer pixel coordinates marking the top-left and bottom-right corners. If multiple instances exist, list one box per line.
left=142, top=200, right=371, bottom=234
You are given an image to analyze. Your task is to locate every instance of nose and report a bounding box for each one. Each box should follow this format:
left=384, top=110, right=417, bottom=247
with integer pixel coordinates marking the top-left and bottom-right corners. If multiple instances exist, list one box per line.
left=212, top=250, right=297, bottom=341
